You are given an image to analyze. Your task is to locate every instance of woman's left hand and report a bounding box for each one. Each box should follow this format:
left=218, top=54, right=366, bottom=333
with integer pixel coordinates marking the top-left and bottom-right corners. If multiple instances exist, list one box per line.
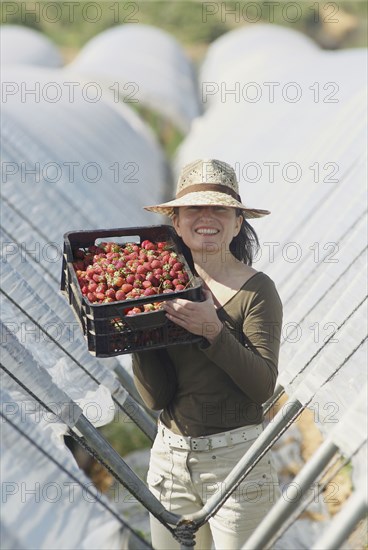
left=163, top=289, right=223, bottom=343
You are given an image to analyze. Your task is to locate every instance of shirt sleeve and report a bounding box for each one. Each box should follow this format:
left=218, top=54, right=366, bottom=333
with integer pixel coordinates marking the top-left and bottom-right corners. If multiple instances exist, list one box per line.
left=199, top=275, right=283, bottom=404
left=132, top=349, right=177, bottom=410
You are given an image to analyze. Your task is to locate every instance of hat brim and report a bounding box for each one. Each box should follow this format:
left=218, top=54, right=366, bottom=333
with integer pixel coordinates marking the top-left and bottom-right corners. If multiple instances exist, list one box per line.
left=144, top=191, right=270, bottom=219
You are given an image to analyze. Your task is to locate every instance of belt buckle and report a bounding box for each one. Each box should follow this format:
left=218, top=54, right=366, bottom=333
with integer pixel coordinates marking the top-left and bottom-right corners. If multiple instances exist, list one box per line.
left=190, top=437, right=211, bottom=451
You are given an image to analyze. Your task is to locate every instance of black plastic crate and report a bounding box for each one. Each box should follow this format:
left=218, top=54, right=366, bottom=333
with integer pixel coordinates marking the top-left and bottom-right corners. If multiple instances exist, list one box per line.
left=60, top=225, right=203, bottom=357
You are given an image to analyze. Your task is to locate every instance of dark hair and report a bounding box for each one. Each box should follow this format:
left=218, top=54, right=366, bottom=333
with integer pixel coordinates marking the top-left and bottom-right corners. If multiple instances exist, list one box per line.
left=169, top=207, right=260, bottom=272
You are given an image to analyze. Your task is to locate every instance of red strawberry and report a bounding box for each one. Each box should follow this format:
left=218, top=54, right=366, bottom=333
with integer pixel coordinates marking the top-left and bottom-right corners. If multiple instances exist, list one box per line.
left=106, top=288, right=116, bottom=300
left=115, top=290, right=126, bottom=301
left=74, top=249, right=85, bottom=259
left=121, top=284, right=133, bottom=294
left=146, top=274, right=159, bottom=286
left=126, top=306, right=142, bottom=315
left=96, top=283, right=107, bottom=293
left=73, top=260, right=85, bottom=271
left=114, top=276, right=124, bottom=288
left=144, top=288, right=156, bottom=296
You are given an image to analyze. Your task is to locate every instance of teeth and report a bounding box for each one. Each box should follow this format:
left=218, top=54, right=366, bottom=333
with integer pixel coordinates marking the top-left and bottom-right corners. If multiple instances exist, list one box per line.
left=195, top=228, right=219, bottom=234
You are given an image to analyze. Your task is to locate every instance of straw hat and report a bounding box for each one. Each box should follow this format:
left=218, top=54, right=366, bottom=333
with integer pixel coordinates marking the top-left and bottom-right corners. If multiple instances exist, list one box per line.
left=144, top=159, right=270, bottom=219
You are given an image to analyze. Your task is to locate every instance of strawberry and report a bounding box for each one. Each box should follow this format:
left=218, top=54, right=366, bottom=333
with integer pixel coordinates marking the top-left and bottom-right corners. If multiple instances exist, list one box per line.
left=121, top=284, right=133, bottom=294
left=146, top=274, right=159, bottom=286
left=73, top=260, right=85, bottom=271
left=127, top=307, right=142, bottom=315
left=96, top=283, right=107, bottom=294
left=73, top=238, right=191, bottom=309
left=113, top=276, right=124, bottom=288
left=115, top=290, right=126, bottom=301
left=74, top=249, right=85, bottom=259
left=144, top=288, right=156, bottom=296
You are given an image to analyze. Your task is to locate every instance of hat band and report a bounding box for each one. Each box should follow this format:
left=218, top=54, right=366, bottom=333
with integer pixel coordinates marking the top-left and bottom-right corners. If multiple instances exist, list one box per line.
left=176, top=183, right=241, bottom=202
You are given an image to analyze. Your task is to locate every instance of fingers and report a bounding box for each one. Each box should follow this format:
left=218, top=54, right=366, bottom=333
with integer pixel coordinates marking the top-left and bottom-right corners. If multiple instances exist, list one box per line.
left=163, top=298, right=193, bottom=313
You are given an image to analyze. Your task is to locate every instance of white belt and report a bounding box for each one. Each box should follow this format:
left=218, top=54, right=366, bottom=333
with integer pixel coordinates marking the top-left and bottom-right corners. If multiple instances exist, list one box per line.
left=158, top=422, right=263, bottom=452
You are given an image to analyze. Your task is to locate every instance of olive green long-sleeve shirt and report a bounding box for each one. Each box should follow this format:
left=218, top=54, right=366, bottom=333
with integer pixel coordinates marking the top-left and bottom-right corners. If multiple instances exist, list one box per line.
left=132, top=272, right=283, bottom=437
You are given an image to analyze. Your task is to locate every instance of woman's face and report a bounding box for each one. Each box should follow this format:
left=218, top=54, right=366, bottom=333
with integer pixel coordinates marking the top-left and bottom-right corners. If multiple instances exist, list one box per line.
left=172, top=205, right=243, bottom=255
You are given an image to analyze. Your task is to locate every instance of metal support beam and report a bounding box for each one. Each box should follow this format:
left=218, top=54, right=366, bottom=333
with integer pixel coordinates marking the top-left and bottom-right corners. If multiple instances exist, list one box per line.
left=311, top=488, right=368, bottom=550
left=243, top=439, right=338, bottom=549
left=74, top=415, right=179, bottom=529
left=186, top=399, right=303, bottom=527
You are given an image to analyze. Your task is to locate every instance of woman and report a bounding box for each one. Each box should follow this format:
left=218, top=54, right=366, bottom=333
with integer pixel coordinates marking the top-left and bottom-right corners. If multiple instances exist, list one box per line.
left=132, top=159, right=283, bottom=549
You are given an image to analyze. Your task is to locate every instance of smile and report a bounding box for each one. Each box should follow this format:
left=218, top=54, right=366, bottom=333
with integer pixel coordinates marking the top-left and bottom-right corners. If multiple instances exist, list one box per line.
left=195, top=228, right=220, bottom=235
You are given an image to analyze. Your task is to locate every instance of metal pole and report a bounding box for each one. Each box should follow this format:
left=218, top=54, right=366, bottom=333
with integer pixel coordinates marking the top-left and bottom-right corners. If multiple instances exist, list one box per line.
left=75, top=417, right=200, bottom=548
left=242, top=439, right=338, bottom=549
left=74, top=415, right=179, bottom=529
left=186, top=399, right=303, bottom=527
left=311, top=488, right=368, bottom=550
left=127, top=530, right=153, bottom=550
left=262, top=383, right=284, bottom=415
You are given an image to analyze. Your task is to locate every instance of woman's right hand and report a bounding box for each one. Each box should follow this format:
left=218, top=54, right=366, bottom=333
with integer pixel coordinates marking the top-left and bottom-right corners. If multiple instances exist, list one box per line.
left=163, top=289, right=223, bottom=342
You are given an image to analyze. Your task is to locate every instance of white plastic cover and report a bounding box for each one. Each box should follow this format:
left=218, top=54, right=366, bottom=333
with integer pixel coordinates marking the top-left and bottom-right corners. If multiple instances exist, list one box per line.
left=0, top=25, right=63, bottom=67
left=200, top=23, right=318, bottom=107
left=1, top=387, right=127, bottom=550
left=1, top=66, right=168, bottom=235
left=67, top=24, right=201, bottom=133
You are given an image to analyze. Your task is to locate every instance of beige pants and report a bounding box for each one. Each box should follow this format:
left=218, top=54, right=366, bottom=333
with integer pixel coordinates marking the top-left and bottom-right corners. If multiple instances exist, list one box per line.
left=147, top=424, right=281, bottom=549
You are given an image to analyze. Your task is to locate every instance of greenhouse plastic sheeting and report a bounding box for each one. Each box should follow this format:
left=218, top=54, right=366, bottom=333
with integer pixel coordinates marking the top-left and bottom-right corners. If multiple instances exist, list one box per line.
left=0, top=259, right=121, bottom=398
left=0, top=25, right=63, bottom=67
left=1, top=66, right=167, bottom=236
left=68, top=24, right=201, bottom=133
left=1, top=387, right=126, bottom=550
left=200, top=24, right=318, bottom=97
left=278, top=245, right=367, bottom=389
left=327, top=385, right=367, bottom=456
left=1, top=322, right=83, bottom=428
